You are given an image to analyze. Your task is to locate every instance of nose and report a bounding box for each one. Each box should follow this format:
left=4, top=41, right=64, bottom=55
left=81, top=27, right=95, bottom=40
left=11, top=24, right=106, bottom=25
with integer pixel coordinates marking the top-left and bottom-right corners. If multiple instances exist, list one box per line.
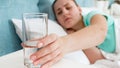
left=62, top=9, right=69, bottom=17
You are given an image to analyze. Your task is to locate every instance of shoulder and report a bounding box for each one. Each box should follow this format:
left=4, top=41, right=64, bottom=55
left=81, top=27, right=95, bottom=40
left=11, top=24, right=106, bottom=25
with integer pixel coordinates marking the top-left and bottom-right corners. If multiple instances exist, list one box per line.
left=86, top=11, right=104, bottom=22
left=83, top=11, right=113, bottom=26
left=83, top=11, right=105, bottom=26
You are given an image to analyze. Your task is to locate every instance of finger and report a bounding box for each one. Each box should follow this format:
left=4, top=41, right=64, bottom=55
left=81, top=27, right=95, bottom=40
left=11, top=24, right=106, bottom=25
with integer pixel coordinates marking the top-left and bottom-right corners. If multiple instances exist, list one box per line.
left=21, top=43, right=24, bottom=47
left=41, top=54, right=63, bottom=68
left=21, top=40, right=39, bottom=48
left=21, top=43, right=29, bottom=47
left=30, top=42, right=59, bottom=61
left=33, top=48, right=61, bottom=65
left=37, top=33, right=58, bottom=48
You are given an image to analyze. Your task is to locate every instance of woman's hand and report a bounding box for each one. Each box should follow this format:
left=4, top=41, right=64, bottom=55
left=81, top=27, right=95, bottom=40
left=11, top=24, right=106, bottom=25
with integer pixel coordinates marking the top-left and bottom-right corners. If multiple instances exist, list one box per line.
left=30, top=34, right=65, bottom=68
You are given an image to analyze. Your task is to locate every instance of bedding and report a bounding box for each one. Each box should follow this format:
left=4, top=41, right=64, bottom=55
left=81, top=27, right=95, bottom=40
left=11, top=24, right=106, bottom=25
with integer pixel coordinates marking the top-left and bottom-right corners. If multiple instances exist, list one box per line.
left=12, top=18, right=120, bottom=68
left=110, top=3, right=120, bottom=16
left=12, top=3, right=120, bottom=67
left=11, top=18, right=90, bottom=64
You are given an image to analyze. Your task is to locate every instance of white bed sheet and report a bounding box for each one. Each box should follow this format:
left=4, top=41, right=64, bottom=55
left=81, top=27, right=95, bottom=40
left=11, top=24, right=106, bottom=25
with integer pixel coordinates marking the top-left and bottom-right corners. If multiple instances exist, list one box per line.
left=0, top=50, right=97, bottom=68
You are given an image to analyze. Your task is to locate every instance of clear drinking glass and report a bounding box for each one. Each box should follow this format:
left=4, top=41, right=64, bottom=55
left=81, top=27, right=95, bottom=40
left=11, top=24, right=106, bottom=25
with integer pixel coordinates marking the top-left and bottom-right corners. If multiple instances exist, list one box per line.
left=22, top=13, right=48, bottom=68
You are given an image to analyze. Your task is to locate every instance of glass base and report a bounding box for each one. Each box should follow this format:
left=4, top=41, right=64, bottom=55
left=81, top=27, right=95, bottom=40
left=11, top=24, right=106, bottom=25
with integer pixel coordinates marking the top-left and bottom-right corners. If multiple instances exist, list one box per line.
left=24, top=63, right=41, bottom=68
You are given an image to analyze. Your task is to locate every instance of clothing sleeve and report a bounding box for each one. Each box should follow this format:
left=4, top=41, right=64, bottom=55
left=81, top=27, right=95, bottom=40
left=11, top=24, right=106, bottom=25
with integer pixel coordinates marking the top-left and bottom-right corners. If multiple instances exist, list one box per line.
left=83, top=10, right=114, bottom=27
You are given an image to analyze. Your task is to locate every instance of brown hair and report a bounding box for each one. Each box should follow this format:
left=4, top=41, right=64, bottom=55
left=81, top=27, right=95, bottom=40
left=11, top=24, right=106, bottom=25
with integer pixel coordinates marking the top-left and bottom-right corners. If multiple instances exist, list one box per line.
left=115, top=0, right=120, bottom=4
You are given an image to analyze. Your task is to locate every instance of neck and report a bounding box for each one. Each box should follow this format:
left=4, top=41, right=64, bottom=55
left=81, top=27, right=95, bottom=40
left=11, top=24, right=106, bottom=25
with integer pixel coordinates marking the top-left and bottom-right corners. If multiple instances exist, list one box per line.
left=72, top=16, right=85, bottom=31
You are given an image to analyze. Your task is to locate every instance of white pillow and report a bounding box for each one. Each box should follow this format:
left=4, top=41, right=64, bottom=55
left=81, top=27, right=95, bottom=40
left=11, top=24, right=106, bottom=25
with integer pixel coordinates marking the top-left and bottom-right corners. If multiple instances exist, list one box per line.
left=11, top=18, right=90, bottom=64
left=12, top=19, right=67, bottom=40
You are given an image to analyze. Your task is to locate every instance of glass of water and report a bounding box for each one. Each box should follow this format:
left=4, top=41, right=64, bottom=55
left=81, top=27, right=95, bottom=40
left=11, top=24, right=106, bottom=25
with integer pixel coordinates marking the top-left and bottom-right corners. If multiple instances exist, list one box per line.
left=22, top=13, right=48, bottom=68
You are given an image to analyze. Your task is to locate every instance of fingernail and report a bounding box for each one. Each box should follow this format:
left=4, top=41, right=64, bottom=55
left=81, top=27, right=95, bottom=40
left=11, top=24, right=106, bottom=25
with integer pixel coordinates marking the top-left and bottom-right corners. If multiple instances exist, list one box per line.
left=38, top=43, right=43, bottom=48
left=30, top=56, right=36, bottom=61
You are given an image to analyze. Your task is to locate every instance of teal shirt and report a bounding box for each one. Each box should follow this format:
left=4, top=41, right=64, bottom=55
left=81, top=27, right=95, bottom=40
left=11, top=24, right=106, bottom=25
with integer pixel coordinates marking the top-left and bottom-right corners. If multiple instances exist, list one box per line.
left=83, top=11, right=116, bottom=53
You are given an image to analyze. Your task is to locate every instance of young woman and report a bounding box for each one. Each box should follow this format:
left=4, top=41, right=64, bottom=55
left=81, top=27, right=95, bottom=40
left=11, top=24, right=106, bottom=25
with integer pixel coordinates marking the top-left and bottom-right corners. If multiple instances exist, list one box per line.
left=29, top=0, right=116, bottom=68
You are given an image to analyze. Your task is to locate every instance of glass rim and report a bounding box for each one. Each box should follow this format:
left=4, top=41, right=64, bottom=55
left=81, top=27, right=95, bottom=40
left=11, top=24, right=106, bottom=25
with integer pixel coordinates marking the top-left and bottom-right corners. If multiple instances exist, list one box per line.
left=23, top=13, right=48, bottom=17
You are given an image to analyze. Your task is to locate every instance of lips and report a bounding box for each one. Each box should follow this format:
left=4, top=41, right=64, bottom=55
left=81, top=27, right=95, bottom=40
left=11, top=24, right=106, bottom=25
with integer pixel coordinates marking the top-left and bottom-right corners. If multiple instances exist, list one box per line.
left=64, top=17, right=71, bottom=23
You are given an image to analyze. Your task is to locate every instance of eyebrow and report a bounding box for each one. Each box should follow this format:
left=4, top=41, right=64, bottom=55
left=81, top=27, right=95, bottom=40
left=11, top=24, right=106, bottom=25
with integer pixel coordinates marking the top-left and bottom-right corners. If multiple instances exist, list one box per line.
left=57, top=2, right=70, bottom=11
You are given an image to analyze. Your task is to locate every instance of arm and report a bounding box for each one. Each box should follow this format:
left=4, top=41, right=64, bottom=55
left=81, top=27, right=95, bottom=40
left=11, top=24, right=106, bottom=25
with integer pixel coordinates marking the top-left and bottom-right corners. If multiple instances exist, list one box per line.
left=30, top=14, right=107, bottom=67
left=62, top=14, right=108, bottom=54
left=83, top=47, right=105, bottom=64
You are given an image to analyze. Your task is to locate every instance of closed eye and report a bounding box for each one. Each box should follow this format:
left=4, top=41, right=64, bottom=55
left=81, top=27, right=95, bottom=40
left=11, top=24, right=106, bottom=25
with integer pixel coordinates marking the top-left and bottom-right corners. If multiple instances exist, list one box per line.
left=57, top=11, right=62, bottom=15
left=66, top=6, right=72, bottom=10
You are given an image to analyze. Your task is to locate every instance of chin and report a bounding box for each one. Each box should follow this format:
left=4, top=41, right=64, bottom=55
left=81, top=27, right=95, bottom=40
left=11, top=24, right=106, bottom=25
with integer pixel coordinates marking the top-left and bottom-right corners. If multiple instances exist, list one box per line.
left=64, top=25, right=73, bottom=29
left=64, top=23, right=74, bottom=28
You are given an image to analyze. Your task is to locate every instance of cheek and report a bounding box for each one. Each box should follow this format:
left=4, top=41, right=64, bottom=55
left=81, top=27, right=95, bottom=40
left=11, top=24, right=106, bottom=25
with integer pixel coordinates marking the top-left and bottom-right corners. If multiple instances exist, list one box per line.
left=57, top=17, right=64, bottom=25
left=74, top=15, right=81, bottom=24
left=71, top=8, right=81, bottom=16
left=71, top=10, right=81, bottom=21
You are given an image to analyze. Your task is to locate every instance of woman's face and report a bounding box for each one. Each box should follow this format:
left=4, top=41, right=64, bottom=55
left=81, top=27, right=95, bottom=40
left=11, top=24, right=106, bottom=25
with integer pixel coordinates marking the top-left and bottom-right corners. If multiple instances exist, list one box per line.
left=54, top=0, right=82, bottom=29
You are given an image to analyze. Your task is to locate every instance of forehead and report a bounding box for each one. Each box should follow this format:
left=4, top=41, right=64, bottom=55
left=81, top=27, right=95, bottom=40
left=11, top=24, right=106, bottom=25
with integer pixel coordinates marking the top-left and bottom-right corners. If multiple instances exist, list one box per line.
left=54, top=0, right=74, bottom=10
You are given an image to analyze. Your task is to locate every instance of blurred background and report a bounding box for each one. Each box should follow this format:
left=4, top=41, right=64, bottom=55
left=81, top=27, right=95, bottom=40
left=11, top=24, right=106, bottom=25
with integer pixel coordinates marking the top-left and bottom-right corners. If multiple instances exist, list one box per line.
left=77, top=0, right=120, bottom=17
